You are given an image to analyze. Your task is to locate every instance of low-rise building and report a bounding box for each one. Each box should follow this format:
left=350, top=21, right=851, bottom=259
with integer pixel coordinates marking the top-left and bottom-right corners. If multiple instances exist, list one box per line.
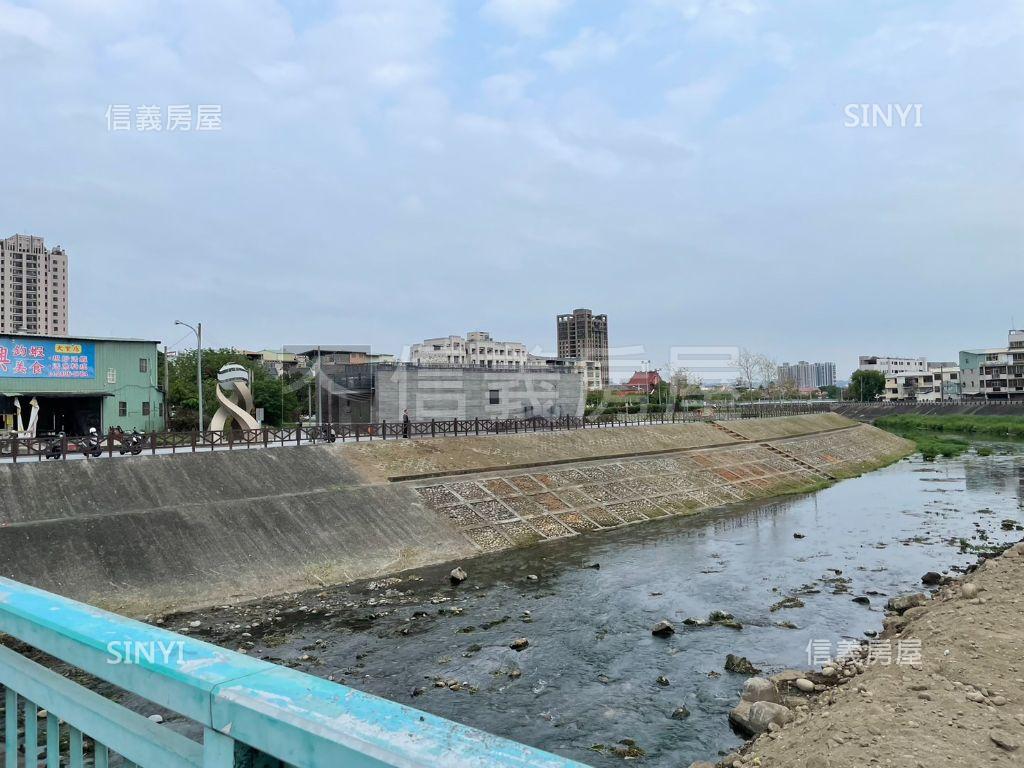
left=528, top=355, right=603, bottom=391
left=858, top=355, right=928, bottom=377
left=0, top=333, right=164, bottom=434
left=410, top=332, right=528, bottom=369
left=624, top=370, right=663, bottom=394
left=960, top=331, right=1024, bottom=400
left=884, top=366, right=960, bottom=402
left=376, top=364, right=584, bottom=422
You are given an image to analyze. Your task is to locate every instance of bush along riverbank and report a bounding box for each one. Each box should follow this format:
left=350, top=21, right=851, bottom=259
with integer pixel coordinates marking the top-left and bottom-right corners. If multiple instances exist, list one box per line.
left=692, top=537, right=1024, bottom=768
left=874, top=414, right=1024, bottom=460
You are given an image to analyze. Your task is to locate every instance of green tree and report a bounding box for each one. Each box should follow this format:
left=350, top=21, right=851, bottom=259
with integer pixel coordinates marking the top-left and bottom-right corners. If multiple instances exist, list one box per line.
left=848, top=369, right=886, bottom=402
left=166, top=349, right=301, bottom=429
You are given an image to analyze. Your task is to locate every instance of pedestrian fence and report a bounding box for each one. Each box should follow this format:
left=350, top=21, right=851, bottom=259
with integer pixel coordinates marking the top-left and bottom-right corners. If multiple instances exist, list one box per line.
left=0, top=403, right=830, bottom=462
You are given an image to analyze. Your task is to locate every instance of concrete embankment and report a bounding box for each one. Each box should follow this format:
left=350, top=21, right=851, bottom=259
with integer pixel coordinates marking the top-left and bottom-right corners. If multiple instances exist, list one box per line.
left=834, top=402, right=1024, bottom=421
left=0, top=415, right=912, bottom=616
left=711, top=539, right=1024, bottom=768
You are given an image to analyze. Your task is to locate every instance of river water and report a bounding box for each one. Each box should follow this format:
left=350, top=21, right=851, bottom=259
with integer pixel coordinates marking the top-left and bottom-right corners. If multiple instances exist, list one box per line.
left=182, top=444, right=1023, bottom=767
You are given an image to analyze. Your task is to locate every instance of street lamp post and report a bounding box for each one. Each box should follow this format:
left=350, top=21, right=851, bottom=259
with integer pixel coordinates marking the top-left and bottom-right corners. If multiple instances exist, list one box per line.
left=174, top=321, right=204, bottom=433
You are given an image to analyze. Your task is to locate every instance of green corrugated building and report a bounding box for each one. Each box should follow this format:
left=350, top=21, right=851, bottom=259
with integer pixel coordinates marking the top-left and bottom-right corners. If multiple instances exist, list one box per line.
left=0, top=334, right=165, bottom=435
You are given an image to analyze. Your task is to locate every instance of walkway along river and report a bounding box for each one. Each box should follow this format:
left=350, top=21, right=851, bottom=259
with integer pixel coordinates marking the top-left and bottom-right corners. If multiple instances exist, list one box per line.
left=167, top=443, right=1023, bottom=767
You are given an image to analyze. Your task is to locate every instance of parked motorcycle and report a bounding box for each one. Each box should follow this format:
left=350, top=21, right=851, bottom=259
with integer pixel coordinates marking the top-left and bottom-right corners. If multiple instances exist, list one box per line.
left=81, top=427, right=103, bottom=458
left=118, top=428, right=145, bottom=456
left=44, top=433, right=65, bottom=460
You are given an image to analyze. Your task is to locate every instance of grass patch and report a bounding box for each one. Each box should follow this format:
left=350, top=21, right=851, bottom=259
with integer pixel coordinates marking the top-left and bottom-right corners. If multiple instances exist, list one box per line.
left=874, top=414, right=1024, bottom=440
left=875, top=414, right=1024, bottom=461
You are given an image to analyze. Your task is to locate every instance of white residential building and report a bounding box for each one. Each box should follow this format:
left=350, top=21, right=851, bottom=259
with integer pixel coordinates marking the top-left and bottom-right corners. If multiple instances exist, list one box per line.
left=0, top=234, right=69, bottom=336
left=884, top=366, right=960, bottom=402
left=959, top=331, right=1024, bottom=400
left=409, top=332, right=528, bottom=369
left=858, top=355, right=928, bottom=377
left=529, top=355, right=603, bottom=391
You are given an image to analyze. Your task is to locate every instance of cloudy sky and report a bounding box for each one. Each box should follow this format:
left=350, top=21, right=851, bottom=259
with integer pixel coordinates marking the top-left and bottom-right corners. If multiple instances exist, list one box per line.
left=2, top=0, right=1022, bottom=380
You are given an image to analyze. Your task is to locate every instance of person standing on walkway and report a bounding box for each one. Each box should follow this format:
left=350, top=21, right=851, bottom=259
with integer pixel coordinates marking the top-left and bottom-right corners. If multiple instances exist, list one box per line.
left=402, top=409, right=411, bottom=438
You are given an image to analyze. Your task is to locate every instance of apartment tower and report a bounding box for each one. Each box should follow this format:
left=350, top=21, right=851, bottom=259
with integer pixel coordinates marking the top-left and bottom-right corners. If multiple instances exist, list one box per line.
left=0, top=234, right=69, bottom=336
left=556, top=308, right=609, bottom=389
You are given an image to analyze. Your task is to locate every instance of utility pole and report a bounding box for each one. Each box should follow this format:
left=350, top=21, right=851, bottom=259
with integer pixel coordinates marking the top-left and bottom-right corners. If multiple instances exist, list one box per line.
left=174, top=321, right=204, bottom=432
left=163, top=345, right=170, bottom=428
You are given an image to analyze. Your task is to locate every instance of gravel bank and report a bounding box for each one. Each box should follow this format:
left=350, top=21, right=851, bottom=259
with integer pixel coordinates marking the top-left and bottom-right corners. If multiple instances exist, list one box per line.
left=699, top=539, right=1024, bottom=768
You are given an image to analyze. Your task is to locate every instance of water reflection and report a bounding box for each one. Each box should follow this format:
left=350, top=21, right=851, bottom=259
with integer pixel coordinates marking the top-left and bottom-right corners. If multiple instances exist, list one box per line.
left=190, top=448, right=1024, bottom=767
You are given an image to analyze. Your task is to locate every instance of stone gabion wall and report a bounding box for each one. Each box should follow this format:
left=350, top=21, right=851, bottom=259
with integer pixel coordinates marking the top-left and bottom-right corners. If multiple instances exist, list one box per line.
left=773, top=424, right=914, bottom=479
left=412, top=424, right=911, bottom=555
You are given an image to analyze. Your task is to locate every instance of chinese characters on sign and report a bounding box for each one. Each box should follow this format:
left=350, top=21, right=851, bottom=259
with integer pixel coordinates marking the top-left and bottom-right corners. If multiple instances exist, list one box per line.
left=806, top=638, right=921, bottom=667
left=105, top=105, right=222, bottom=132
left=0, top=339, right=96, bottom=379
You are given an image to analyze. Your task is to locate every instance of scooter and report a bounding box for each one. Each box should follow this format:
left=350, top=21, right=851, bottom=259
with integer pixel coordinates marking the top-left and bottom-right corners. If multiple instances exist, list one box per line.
left=44, top=432, right=65, bottom=460
left=82, top=428, right=103, bottom=458
left=118, top=429, right=145, bottom=456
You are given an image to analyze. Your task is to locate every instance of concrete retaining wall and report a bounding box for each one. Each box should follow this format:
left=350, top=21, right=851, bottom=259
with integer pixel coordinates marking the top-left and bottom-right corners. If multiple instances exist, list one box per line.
left=0, top=415, right=911, bottom=616
left=834, top=402, right=1024, bottom=421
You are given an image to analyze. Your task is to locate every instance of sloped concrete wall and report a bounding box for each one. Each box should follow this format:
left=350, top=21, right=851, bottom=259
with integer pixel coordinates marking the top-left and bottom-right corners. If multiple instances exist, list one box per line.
left=342, top=420, right=744, bottom=482
left=410, top=423, right=911, bottom=557
left=0, top=447, right=474, bottom=615
left=833, top=403, right=1024, bottom=421
left=0, top=415, right=906, bottom=616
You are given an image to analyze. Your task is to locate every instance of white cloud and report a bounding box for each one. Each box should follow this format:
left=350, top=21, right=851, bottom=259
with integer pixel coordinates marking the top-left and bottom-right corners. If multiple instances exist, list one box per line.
left=482, top=70, right=535, bottom=103
left=544, top=27, right=619, bottom=71
left=481, top=0, right=572, bottom=36
left=0, top=1, right=58, bottom=49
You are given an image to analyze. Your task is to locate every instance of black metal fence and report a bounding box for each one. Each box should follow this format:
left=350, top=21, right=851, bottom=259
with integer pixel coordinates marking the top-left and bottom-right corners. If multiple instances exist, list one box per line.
left=0, top=402, right=830, bottom=462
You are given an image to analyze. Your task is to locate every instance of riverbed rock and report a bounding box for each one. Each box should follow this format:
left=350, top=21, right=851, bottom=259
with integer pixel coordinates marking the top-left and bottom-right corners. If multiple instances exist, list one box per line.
left=921, top=571, right=942, bottom=585
left=771, top=597, right=805, bottom=612
left=656, top=675, right=670, bottom=687
left=886, top=593, right=927, bottom=614
left=795, top=678, right=815, bottom=693
left=729, top=700, right=793, bottom=736
left=509, top=638, right=529, bottom=651
left=990, top=729, right=1020, bottom=752
left=671, top=706, right=691, bottom=719
left=741, top=677, right=780, bottom=704
left=962, top=582, right=980, bottom=599
left=449, top=567, right=468, bottom=585
left=725, top=654, right=761, bottom=675
left=651, top=620, right=676, bottom=637
left=852, top=596, right=870, bottom=605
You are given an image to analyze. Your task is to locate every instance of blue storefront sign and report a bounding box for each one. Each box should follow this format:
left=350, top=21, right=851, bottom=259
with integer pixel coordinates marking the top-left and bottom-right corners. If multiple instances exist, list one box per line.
left=0, top=338, right=96, bottom=379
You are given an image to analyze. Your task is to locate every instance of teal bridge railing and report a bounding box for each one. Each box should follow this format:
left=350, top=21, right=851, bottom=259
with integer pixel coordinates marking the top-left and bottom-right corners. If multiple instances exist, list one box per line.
left=0, top=578, right=589, bottom=767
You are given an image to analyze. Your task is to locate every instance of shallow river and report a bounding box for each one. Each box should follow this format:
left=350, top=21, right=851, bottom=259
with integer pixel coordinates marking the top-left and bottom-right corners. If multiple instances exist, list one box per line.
left=183, top=444, right=1023, bottom=767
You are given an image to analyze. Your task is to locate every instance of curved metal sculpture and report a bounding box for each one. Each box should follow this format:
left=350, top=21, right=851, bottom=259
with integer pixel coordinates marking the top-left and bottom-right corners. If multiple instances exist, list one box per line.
left=13, top=397, right=40, bottom=438
left=209, top=364, right=260, bottom=432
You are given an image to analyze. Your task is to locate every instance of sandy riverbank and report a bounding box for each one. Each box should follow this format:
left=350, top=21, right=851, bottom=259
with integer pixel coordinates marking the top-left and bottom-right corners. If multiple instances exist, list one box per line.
left=695, top=539, right=1024, bottom=768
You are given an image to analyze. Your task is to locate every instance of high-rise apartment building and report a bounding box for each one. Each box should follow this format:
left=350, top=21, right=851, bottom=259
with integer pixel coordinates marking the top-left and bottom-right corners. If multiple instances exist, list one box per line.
left=0, top=234, right=69, bottom=336
left=778, top=361, right=837, bottom=389
left=556, top=308, right=609, bottom=388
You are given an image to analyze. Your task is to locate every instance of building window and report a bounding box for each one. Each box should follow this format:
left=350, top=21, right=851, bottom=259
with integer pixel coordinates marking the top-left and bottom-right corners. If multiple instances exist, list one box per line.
left=107, top=368, right=117, bottom=384
left=142, top=402, right=151, bottom=416
left=489, top=389, right=500, bottom=405
left=118, top=401, right=127, bottom=417
left=139, top=358, right=149, bottom=373
left=159, top=402, right=164, bottom=417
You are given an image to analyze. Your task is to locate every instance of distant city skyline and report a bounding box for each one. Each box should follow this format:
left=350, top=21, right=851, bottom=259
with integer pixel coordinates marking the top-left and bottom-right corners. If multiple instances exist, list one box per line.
left=3, top=1, right=1021, bottom=381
